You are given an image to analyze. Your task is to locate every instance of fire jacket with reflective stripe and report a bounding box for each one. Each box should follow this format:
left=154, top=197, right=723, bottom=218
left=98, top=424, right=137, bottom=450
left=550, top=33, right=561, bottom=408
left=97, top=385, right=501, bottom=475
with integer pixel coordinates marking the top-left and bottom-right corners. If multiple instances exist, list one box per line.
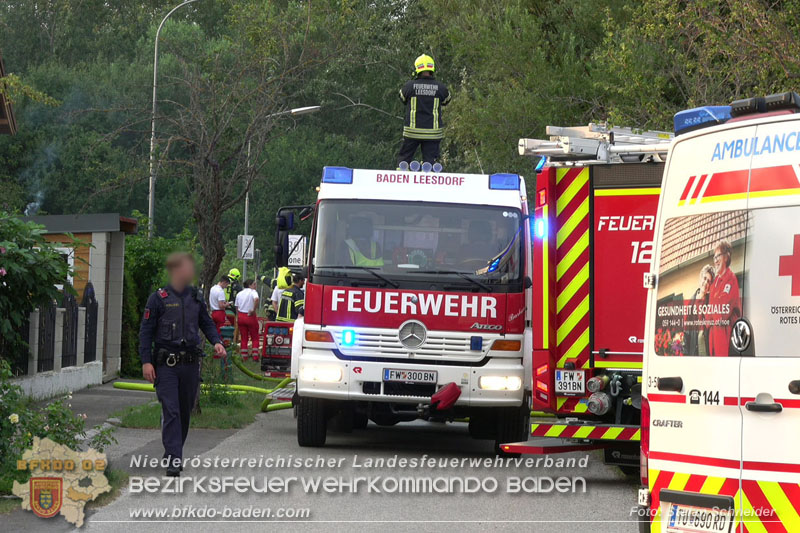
left=399, top=76, right=451, bottom=140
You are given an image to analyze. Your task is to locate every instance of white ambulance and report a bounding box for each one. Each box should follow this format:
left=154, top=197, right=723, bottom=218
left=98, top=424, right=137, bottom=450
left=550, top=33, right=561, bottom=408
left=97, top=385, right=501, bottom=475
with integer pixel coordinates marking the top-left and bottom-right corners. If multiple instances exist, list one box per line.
left=640, top=92, right=800, bottom=532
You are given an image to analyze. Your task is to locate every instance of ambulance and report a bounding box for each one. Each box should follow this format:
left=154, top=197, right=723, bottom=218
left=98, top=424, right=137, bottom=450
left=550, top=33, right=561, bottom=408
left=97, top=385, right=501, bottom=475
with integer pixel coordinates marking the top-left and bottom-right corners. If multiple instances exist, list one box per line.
left=639, top=92, right=800, bottom=532
left=275, top=166, right=532, bottom=451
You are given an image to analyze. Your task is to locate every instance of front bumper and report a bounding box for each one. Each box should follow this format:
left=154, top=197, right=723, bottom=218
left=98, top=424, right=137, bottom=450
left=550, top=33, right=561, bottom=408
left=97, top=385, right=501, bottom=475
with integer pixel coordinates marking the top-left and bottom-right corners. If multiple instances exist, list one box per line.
left=296, top=348, right=524, bottom=407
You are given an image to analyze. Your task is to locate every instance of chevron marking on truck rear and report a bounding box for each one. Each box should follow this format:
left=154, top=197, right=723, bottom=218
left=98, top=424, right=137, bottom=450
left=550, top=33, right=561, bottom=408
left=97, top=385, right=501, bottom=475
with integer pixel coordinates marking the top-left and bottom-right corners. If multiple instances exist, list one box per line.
left=530, top=422, right=640, bottom=441
left=647, top=469, right=800, bottom=532
left=554, top=167, right=591, bottom=372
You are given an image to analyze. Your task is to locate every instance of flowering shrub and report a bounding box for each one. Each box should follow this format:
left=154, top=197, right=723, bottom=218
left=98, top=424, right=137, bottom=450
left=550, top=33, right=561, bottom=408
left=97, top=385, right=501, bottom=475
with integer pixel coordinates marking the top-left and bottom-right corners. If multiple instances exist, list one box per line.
left=0, top=211, right=76, bottom=366
left=0, top=360, right=116, bottom=494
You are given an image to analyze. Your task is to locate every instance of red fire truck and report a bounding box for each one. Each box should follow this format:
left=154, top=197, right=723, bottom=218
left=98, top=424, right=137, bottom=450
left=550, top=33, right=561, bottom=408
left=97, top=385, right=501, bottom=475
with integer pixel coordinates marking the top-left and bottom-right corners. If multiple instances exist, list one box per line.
left=275, top=167, right=533, bottom=452
left=502, top=124, right=672, bottom=471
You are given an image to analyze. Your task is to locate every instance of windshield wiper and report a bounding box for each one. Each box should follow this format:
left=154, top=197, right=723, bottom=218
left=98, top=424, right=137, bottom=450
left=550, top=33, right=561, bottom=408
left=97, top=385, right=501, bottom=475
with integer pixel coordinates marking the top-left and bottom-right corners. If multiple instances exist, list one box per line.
left=416, top=270, right=492, bottom=291
left=316, top=265, right=399, bottom=288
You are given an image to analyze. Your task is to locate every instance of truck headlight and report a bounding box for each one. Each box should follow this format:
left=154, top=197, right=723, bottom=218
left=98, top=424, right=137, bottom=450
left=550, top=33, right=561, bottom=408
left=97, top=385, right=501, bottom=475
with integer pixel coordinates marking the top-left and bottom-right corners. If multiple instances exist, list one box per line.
left=479, top=375, right=522, bottom=391
left=299, top=365, right=342, bottom=383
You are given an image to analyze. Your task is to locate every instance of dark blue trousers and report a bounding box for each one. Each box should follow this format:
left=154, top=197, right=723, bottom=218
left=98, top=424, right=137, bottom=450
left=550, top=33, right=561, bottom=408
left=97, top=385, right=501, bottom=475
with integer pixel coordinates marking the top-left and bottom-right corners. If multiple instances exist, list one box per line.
left=154, top=362, right=200, bottom=466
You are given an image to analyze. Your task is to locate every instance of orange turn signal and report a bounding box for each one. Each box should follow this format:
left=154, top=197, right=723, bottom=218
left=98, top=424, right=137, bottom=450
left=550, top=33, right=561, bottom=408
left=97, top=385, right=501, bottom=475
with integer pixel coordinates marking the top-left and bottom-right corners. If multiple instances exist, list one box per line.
left=305, top=330, right=334, bottom=343
left=491, top=339, right=521, bottom=351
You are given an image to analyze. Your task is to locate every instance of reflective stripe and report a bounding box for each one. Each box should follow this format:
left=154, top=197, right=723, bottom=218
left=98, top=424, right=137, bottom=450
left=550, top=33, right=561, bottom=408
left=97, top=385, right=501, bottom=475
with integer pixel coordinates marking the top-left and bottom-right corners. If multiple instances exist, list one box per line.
left=403, top=127, right=444, bottom=140
left=399, top=88, right=406, bottom=102
left=346, top=239, right=383, bottom=267
left=410, top=97, right=416, bottom=128
left=433, top=97, right=439, bottom=130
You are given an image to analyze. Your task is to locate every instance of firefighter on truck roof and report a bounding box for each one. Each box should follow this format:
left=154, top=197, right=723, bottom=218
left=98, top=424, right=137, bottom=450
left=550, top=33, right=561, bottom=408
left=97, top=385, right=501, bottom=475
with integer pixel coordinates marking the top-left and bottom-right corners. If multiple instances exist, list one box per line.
left=397, top=54, right=451, bottom=166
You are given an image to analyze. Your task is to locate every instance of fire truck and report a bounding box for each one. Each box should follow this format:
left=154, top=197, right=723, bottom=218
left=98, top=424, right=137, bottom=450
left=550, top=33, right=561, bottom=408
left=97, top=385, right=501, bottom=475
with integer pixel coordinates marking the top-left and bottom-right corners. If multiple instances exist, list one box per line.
left=501, top=124, right=672, bottom=472
left=275, top=167, right=533, bottom=451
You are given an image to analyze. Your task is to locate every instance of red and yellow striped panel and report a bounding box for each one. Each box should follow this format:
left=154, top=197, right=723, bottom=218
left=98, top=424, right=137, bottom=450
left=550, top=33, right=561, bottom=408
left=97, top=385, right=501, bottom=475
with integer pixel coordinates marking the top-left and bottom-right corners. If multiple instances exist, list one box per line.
left=554, top=167, right=591, bottom=373
left=648, top=469, right=800, bottom=532
left=531, top=422, right=640, bottom=441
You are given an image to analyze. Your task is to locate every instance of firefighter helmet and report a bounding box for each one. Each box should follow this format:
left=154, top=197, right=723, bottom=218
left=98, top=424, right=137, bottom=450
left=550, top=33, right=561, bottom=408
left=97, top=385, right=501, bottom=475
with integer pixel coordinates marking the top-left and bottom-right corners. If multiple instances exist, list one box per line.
left=227, top=268, right=241, bottom=281
left=414, top=54, right=435, bottom=74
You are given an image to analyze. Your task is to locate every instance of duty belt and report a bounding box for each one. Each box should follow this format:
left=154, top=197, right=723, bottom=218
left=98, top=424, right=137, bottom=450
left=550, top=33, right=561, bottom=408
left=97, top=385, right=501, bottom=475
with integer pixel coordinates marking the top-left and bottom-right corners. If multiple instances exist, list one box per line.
left=156, top=348, right=200, bottom=367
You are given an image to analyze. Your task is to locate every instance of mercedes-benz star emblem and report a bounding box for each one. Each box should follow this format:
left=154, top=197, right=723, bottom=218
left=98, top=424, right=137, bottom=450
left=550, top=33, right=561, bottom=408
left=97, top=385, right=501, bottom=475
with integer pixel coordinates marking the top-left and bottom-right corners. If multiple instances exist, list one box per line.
left=731, top=319, right=751, bottom=352
left=398, top=320, right=427, bottom=350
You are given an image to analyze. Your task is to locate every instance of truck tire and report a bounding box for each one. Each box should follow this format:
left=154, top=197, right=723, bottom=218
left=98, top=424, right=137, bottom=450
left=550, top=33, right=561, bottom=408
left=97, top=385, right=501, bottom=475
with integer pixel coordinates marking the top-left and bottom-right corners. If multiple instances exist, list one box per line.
left=297, top=396, right=327, bottom=447
left=495, top=406, right=529, bottom=456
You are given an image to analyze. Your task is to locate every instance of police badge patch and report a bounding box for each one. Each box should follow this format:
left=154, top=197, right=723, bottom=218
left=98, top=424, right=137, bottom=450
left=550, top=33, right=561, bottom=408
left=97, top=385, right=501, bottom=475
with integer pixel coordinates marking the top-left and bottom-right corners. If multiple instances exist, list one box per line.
left=30, top=477, right=63, bottom=518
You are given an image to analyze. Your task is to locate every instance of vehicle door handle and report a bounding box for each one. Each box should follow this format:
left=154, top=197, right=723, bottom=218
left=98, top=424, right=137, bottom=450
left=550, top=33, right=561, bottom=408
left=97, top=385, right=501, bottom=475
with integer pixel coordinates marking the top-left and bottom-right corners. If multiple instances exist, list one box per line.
left=789, top=380, right=800, bottom=395
left=745, top=401, right=783, bottom=413
left=657, top=377, right=683, bottom=392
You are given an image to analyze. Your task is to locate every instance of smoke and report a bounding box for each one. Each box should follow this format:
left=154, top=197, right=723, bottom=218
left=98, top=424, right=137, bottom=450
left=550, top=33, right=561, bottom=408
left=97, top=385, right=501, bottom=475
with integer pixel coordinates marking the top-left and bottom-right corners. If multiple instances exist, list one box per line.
left=21, top=142, right=57, bottom=216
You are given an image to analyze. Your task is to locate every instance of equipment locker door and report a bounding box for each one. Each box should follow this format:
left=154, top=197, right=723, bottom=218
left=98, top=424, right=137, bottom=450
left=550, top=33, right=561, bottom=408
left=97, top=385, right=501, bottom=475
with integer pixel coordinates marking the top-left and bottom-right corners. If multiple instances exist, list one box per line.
left=738, top=119, right=800, bottom=532
left=645, top=125, right=758, bottom=531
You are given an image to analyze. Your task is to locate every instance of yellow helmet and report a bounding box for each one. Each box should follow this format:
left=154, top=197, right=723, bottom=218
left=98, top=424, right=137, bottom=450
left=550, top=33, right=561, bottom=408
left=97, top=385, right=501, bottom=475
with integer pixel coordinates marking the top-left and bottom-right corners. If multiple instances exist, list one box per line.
left=227, top=268, right=241, bottom=281
left=414, top=54, right=435, bottom=74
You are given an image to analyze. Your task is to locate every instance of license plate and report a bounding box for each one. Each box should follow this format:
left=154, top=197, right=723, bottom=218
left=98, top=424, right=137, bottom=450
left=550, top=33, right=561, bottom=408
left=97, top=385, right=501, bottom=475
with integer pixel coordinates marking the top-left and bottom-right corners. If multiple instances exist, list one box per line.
left=555, top=370, right=585, bottom=395
left=383, top=368, right=438, bottom=384
left=666, top=503, right=734, bottom=533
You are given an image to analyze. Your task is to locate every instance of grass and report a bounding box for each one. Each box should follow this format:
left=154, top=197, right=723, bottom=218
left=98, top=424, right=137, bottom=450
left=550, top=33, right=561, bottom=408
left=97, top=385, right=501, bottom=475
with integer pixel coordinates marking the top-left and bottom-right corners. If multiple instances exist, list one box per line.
left=112, top=348, right=286, bottom=430
left=0, top=468, right=128, bottom=515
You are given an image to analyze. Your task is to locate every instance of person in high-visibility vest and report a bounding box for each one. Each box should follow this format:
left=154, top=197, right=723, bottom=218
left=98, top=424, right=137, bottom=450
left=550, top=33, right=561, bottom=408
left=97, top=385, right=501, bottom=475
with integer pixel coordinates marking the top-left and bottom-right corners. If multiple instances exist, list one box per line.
left=397, top=54, right=451, bottom=166
left=276, top=273, right=305, bottom=323
left=341, top=217, right=384, bottom=267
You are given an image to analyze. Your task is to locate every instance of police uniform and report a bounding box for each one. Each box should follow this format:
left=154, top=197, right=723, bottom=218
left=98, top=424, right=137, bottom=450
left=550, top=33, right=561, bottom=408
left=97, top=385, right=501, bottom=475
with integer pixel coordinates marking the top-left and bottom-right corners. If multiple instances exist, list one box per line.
left=139, top=285, right=221, bottom=469
left=277, top=285, right=305, bottom=322
left=397, top=75, right=451, bottom=165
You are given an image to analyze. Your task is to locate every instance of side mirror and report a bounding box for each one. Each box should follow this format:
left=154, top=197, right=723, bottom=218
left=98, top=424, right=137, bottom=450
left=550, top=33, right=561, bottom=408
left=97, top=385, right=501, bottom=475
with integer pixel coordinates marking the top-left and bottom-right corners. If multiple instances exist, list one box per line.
left=276, top=213, right=295, bottom=231
left=524, top=276, right=533, bottom=289
left=274, top=231, right=290, bottom=267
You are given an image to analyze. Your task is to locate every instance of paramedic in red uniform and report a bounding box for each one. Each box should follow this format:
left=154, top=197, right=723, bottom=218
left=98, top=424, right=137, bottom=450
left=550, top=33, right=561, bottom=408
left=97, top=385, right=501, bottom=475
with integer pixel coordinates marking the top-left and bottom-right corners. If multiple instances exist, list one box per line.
left=707, top=240, right=741, bottom=356
left=208, top=276, right=230, bottom=333
left=235, top=279, right=260, bottom=361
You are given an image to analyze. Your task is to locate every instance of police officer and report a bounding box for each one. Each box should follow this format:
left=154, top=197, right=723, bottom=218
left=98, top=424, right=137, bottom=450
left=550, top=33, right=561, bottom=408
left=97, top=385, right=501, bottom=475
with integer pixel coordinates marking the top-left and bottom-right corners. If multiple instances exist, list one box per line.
left=276, top=273, right=305, bottom=322
left=397, top=54, right=451, bottom=166
left=139, top=252, right=225, bottom=476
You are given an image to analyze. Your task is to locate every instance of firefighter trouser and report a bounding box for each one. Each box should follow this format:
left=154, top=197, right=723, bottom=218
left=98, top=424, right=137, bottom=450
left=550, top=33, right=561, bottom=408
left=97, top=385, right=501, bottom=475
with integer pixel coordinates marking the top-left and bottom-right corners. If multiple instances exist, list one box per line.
left=398, top=137, right=441, bottom=165
left=237, top=313, right=260, bottom=359
left=211, top=310, right=226, bottom=334
left=154, top=361, right=200, bottom=466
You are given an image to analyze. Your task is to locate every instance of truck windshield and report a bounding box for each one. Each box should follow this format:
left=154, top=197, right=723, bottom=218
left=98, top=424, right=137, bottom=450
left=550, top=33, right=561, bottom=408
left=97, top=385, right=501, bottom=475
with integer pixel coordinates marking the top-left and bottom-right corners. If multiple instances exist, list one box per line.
left=312, top=200, right=523, bottom=291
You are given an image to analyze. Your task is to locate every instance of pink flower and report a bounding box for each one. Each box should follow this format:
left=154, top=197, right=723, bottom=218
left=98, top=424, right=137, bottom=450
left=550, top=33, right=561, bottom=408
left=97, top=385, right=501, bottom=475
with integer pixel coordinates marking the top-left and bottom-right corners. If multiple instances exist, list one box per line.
left=0, top=267, right=6, bottom=277
left=0, top=246, right=5, bottom=254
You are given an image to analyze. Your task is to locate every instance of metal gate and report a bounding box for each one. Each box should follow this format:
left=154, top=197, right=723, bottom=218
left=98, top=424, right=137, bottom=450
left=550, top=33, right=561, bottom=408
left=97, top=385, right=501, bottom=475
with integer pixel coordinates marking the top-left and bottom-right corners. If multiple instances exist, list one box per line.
left=61, top=287, right=78, bottom=368
left=84, top=298, right=98, bottom=363
left=37, top=301, right=56, bottom=372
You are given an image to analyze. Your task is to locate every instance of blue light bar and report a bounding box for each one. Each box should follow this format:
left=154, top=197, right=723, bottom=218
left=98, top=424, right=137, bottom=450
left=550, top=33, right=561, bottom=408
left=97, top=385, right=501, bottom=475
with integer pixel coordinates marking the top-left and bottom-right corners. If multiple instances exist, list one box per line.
left=674, top=106, right=731, bottom=136
left=341, top=329, right=356, bottom=347
left=322, top=166, right=353, bottom=184
left=534, top=156, right=547, bottom=172
left=489, top=173, right=520, bottom=190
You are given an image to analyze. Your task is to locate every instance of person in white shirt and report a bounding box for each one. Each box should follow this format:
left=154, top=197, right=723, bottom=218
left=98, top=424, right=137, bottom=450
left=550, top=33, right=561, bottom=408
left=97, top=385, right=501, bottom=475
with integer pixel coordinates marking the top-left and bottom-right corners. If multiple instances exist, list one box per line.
left=234, top=280, right=260, bottom=361
left=209, top=276, right=230, bottom=334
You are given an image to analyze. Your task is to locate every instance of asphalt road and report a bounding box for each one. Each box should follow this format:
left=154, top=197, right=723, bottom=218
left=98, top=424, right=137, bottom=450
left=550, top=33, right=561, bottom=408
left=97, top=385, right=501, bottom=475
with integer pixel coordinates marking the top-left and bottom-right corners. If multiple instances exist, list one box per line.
left=72, top=410, right=643, bottom=533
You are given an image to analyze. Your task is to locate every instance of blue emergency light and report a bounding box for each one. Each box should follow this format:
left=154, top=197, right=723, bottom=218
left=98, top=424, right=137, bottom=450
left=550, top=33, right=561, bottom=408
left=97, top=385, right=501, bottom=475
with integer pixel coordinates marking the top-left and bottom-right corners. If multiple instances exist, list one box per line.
left=535, top=156, right=548, bottom=172
left=534, top=218, right=546, bottom=239
left=488, top=173, right=520, bottom=190
left=322, top=166, right=353, bottom=184
left=674, top=106, right=731, bottom=136
left=341, top=329, right=357, bottom=347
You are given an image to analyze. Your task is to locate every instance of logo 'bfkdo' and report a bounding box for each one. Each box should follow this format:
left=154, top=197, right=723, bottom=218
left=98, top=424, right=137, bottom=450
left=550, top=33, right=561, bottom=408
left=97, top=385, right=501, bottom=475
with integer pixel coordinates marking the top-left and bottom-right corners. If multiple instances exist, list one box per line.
left=30, top=477, right=63, bottom=519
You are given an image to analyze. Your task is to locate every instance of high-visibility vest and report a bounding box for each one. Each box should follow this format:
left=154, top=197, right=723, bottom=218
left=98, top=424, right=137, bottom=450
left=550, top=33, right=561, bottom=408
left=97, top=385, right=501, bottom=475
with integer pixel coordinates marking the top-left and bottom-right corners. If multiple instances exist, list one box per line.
left=345, top=239, right=384, bottom=267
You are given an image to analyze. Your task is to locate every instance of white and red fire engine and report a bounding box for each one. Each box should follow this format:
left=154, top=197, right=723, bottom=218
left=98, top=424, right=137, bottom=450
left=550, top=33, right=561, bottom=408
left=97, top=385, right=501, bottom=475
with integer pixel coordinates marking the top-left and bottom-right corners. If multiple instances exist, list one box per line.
left=501, top=124, right=673, bottom=472
left=275, top=167, right=533, bottom=451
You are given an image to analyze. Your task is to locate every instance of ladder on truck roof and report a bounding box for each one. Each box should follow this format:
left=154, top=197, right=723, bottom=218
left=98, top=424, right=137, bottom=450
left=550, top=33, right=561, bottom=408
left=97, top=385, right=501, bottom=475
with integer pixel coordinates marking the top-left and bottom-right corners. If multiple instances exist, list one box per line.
left=518, top=123, right=673, bottom=166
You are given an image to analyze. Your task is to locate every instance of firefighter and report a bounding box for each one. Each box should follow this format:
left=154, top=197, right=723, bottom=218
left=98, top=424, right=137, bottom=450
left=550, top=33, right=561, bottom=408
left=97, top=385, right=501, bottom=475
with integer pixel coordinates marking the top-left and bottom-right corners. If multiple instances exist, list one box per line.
left=138, top=252, right=225, bottom=476
left=397, top=54, right=451, bottom=166
left=276, top=273, right=305, bottom=323
left=341, top=217, right=383, bottom=267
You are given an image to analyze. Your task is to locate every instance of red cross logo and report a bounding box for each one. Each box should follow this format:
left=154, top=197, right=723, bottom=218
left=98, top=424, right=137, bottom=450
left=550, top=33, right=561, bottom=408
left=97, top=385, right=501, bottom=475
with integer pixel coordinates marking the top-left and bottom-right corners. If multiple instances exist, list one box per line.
left=779, top=235, right=800, bottom=296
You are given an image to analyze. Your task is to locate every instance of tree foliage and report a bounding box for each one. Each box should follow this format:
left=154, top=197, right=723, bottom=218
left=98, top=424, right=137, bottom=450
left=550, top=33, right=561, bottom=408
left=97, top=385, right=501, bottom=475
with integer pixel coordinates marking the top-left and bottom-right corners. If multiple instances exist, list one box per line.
left=1, top=0, right=798, bottom=285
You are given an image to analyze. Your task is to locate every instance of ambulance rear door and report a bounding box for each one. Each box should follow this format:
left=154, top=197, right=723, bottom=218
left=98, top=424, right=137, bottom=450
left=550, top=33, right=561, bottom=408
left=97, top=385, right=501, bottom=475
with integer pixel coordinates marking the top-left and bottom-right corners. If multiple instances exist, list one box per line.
left=646, top=123, right=758, bottom=531
left=737, top=116, right=800, bottom=531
